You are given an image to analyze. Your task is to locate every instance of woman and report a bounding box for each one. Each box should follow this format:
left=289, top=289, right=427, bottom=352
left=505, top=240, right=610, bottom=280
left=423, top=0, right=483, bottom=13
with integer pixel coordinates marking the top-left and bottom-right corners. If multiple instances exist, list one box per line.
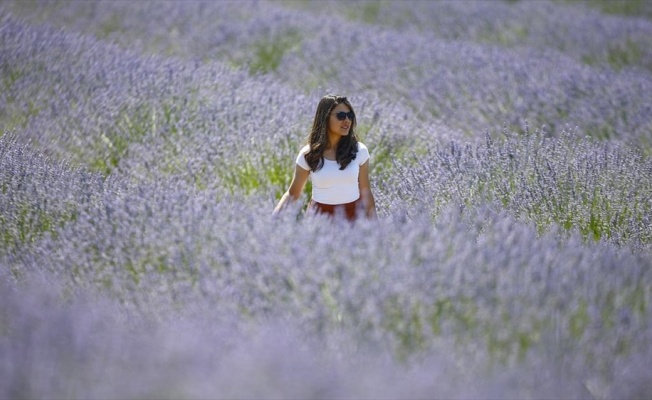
left=273, top=94, right=376, bottom=221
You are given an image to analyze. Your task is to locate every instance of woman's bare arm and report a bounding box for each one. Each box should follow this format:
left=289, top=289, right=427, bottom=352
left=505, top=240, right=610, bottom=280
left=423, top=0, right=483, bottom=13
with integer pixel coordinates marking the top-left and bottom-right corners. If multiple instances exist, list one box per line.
left=273, top=164, right=310, bottom=215
left=358, top=160, right=377, bottom=219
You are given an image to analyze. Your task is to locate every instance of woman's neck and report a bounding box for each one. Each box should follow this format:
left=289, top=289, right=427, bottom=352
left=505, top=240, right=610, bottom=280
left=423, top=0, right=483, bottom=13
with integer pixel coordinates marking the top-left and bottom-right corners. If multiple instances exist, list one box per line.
left=327, top=133, right=340, bottom=150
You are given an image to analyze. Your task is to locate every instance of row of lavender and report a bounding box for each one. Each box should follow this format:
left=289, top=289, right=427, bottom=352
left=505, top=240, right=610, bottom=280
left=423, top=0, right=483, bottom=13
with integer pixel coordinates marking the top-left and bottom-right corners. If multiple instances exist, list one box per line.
left=0, top=8, right=450, bottom=203
left=277, top=1, right=652, bottom=141
left=7, top=1, right=652, bottom=75
left=2, top=1, right=652, bottom=398
left=2, top=133, right=651, bottom=398
left=382, top=129, right=652, bottom=249
left=2, top=7, right=651, bottom=250
left=299, top=0, right=652, bottom=72
left=4, top=1, right=652, bottom=142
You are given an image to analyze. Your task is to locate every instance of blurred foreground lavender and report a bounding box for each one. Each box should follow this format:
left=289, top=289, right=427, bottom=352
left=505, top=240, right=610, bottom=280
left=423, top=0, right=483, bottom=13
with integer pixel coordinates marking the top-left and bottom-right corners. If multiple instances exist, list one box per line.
left=2, top=1, right=652, bottom=398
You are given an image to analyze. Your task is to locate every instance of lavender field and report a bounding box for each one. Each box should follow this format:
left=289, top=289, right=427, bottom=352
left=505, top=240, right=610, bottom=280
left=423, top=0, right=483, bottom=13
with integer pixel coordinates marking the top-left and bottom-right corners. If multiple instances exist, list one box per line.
left=2, top=1, right=652, bottom=398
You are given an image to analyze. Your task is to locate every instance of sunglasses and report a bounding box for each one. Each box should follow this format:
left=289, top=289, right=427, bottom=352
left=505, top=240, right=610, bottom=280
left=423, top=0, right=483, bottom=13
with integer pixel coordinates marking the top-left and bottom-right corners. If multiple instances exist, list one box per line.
left=333, top=111, right=355, bottom=121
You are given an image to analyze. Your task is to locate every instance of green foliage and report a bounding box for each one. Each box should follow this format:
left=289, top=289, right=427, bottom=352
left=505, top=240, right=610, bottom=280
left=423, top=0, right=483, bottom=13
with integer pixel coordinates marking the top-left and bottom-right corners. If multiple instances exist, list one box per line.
left=88, top=97, right=193, bottom=176
left=478, top=24, right=530, bottom=47
left=385, top=295, right=547, bottom=363
left=89, top=105, right=153, bottom=175
left=569, top=300, right=589, bottom=339
left=0, top=66, right=41, bottom=133
left=556, top=0, right=652, bottom=20
left=345, top=0, right=384, bottom=24
left=248, top=30, right=302, bottom=75
left=217, top=137, right=307, bottom=199
left=582, top=40, right=646, bottom=71
left=384, top=297, right=427, bottom=359
left=97, top=13, right=124, bottom=39
left=0, top=201, right=77, bottom=258
left=586, top=0, right=652, bottom=19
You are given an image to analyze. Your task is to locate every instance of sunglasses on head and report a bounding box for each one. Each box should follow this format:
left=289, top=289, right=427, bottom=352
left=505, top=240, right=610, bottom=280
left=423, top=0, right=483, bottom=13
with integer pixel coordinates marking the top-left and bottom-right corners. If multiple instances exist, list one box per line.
left=333, top=111, right=355, bottom=121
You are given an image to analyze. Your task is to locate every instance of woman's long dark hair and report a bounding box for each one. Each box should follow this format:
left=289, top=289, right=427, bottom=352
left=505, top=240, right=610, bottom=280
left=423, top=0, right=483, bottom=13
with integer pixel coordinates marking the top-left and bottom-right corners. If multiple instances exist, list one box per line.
left=304, top=94, right=359, bottom=172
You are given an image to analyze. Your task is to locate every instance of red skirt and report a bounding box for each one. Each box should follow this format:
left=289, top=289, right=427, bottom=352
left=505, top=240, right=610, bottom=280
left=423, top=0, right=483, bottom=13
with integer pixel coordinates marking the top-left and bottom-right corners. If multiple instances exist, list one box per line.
left=308, top=198, right=363, bottom=221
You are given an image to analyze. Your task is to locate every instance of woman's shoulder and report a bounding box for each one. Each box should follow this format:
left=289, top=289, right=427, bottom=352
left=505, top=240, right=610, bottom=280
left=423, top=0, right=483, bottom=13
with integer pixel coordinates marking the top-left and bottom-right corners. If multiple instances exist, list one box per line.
left=296, top=144, right=311, bottom=170
left=356, top=141, right=370, bottom=165
left=298, top=144, right=310, bottom=155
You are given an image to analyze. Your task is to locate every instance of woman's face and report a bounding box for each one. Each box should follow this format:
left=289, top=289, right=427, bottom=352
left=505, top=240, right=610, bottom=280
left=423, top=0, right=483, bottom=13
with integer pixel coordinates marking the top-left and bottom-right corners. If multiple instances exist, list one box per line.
left=327, top=103, right=353, bottom=138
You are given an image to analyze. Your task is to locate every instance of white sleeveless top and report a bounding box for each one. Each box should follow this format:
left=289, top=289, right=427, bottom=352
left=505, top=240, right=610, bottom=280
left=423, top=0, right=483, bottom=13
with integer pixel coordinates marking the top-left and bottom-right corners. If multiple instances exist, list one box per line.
left=296, top=142, right=370, bottom=205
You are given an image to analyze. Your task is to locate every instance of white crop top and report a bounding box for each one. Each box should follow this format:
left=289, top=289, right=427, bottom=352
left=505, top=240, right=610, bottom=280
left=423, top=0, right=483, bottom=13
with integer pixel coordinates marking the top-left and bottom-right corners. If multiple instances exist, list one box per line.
left=296, top=142, right=370, bottom=205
